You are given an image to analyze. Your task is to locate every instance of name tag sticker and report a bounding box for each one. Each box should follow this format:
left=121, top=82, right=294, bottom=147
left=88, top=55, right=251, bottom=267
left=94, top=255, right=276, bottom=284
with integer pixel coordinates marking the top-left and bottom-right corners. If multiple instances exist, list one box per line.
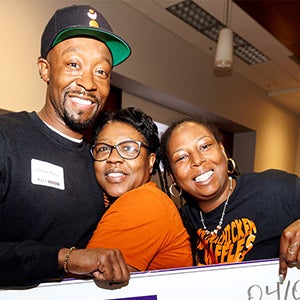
left=31, top=159, right=65, bottom=190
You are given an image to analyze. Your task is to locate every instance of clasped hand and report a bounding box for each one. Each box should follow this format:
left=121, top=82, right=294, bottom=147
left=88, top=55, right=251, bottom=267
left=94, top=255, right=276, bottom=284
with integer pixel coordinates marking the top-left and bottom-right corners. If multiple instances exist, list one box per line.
left=61, top=248, right=130, bottom=286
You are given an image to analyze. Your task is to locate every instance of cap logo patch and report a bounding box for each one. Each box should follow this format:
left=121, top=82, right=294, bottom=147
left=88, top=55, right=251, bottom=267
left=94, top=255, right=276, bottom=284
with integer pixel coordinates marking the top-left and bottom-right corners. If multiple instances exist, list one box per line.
left=87, top=9, right=99, bottom=28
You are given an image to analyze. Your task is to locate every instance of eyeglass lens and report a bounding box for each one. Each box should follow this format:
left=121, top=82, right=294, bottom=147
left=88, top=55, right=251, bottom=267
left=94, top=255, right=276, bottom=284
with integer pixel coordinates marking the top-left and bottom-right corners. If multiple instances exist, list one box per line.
left=92, top=140, right=142, bottom=161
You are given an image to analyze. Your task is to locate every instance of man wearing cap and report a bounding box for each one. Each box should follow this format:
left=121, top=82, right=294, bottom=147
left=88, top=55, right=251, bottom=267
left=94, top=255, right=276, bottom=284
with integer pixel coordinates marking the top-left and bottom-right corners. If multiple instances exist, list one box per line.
left=0, top=5, right=131, bottom=288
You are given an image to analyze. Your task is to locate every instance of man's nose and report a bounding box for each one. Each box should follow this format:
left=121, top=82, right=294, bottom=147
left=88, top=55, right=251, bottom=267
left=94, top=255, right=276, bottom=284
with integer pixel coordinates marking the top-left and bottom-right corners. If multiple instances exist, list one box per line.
left=76, top=69, right=97, bottom=91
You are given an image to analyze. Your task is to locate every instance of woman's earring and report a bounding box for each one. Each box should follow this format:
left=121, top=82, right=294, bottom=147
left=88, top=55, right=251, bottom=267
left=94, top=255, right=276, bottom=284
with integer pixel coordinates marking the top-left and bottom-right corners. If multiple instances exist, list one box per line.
left=103, top=193, right=110, bottom=208
left=227, top=158, right=236, bottom=175
left=169, top=182, right=182, bottom=198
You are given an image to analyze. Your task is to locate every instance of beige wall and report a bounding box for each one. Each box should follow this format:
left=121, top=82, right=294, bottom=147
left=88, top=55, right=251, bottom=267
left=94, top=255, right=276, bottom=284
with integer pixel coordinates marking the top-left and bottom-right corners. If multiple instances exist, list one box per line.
left=122, top=92, right=186, bottom=125
left=1, top=0, right=299, bottom=175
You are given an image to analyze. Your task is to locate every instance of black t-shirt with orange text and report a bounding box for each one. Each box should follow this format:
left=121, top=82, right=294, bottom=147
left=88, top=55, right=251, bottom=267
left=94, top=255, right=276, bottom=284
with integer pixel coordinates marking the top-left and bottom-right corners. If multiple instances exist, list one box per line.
left=181, top=169, right=300, bottom=265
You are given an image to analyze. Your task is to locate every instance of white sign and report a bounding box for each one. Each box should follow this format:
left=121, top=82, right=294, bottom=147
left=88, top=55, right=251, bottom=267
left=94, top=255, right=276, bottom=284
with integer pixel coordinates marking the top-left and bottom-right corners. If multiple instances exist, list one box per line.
left=1, top=259, right=300, bottom=300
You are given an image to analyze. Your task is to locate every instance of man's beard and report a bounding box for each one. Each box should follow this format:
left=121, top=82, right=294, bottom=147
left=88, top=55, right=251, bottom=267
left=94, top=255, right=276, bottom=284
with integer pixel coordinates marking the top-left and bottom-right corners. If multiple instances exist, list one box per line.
left=63, top=109, right=97, bottom=133
left=62, top=90, right=101, bottom=132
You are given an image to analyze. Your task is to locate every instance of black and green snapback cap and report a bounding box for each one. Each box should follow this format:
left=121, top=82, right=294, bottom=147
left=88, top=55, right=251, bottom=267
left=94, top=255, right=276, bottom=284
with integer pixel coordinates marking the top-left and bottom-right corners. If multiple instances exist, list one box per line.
left=40, top=5, right=131, bottom=66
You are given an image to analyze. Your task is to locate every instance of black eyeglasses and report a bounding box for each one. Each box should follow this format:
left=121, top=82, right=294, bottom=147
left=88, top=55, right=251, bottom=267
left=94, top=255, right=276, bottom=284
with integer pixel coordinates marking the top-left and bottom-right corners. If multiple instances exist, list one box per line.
left=90, top=140, right=149, bottom=161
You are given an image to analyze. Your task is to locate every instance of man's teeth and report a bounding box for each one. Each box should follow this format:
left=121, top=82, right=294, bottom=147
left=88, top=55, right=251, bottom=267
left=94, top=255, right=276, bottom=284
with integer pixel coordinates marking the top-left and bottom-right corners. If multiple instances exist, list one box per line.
left=107, top=172, right=124, bottom=177
left=194, top=170, right=213, bottom=182
left=72, top=97, right=92, bottom=105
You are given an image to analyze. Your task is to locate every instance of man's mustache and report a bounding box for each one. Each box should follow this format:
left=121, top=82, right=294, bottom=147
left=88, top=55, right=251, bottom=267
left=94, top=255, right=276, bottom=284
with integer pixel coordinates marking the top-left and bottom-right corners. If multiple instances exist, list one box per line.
left=64, top=90, right=100, bottom=104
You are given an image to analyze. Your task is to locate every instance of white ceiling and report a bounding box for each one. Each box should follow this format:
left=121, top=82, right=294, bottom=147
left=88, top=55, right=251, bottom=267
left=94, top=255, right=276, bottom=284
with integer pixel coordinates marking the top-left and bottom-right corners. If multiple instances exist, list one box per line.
left=121, top=0, right=300, bottom=117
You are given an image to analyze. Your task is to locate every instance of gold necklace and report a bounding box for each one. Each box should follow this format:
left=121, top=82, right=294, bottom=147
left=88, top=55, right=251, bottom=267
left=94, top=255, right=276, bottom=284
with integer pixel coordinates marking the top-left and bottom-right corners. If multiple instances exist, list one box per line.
left=199, top=176, right=233, bottom=236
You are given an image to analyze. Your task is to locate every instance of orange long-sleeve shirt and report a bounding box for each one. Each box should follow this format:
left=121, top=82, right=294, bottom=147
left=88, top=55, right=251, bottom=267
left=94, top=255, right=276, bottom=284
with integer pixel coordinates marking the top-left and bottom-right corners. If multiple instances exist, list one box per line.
left=87, top=181, right=192, bottom=271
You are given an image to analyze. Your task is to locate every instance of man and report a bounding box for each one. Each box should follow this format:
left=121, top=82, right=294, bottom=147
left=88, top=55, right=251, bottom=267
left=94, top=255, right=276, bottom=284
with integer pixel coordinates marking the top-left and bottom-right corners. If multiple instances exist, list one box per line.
left=0, top=4, right=131, bottom=288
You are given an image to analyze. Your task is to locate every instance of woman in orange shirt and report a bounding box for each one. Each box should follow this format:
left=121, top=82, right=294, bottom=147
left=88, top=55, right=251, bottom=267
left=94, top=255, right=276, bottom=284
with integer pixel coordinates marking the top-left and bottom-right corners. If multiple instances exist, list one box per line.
left=87, top=107, right=192, bottom=272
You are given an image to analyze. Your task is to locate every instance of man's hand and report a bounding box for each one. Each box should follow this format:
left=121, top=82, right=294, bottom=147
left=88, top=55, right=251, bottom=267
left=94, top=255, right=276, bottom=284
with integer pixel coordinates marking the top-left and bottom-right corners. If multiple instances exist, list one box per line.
left=279, top=219, right=300, bottom=283
left=59, top=248, right=130, bottom=285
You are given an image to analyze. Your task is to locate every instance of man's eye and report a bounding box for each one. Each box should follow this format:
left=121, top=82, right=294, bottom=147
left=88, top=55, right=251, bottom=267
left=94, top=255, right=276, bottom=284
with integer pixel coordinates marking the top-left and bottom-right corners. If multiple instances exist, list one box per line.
left=95, top=69, right=108, bottom=78
left=69, top=62, right=79, bottom=68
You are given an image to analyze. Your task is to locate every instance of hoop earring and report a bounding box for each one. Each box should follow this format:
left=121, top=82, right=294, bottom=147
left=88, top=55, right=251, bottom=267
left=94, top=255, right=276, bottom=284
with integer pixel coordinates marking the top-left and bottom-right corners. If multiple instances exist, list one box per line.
left=227, top=158, right=236, bottom=175
left=169, top=182, right=182, bottom=198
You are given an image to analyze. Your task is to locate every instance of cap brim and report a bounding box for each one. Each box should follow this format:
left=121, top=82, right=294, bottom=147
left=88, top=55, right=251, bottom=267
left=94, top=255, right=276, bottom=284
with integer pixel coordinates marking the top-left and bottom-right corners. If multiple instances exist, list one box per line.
left=52, top=27, right=131, bottom=66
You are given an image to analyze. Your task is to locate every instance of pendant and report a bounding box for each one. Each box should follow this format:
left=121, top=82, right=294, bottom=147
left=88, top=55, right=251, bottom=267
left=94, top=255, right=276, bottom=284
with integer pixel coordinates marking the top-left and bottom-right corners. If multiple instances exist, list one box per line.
left=199, top=176, right=233, bottom=237
left=205, top=229, right=218, bottom=236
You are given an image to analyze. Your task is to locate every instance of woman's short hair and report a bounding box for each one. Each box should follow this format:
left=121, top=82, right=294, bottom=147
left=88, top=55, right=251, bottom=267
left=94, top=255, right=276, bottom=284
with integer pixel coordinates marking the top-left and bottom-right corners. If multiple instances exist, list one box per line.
left=91, top=106, right=160, bottom=156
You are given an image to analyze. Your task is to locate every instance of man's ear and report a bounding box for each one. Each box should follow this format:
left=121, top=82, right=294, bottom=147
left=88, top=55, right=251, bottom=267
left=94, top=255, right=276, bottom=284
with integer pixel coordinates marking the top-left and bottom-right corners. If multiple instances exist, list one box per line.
left=37, top=57, right=50, bottom=82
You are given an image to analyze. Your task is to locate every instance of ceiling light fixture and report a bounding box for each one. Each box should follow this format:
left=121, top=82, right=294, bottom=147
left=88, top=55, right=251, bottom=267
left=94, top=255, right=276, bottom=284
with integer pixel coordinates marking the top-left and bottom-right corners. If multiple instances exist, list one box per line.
left=166, top=0, right=269, bottom=66
left=214, top=0, right=233, bottom=75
